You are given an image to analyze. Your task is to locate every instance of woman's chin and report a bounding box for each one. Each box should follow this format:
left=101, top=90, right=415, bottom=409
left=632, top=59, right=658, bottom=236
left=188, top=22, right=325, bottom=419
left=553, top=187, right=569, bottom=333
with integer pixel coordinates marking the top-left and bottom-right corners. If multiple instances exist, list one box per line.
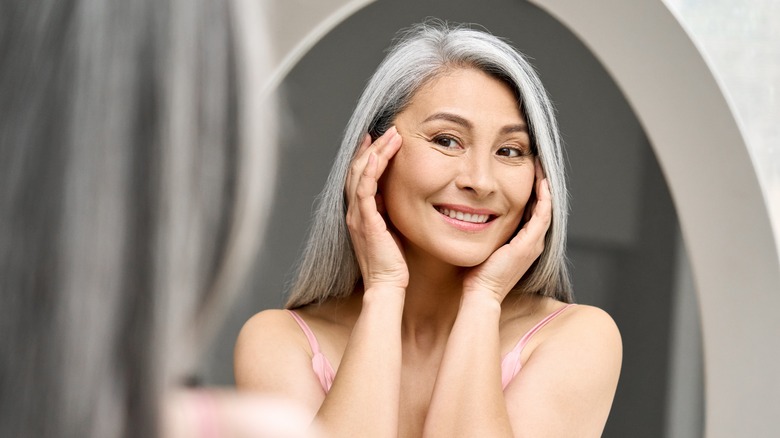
left=400, top=237, right=499, bottom=269
left=438, top=250, right=493, bottom=268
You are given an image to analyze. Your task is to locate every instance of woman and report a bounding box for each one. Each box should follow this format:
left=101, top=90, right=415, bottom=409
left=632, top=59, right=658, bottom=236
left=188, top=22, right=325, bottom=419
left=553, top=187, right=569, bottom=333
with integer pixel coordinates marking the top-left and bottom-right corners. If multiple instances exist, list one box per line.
left=235, top=21, right=621, bottom=437
left=1, top=0, right=314, bottom=436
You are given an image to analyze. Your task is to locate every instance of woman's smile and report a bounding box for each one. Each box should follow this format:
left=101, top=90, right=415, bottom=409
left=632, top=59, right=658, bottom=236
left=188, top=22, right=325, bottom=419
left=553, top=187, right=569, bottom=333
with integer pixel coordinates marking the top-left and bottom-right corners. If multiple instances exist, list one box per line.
left=434, top=204, right=497, bottom=231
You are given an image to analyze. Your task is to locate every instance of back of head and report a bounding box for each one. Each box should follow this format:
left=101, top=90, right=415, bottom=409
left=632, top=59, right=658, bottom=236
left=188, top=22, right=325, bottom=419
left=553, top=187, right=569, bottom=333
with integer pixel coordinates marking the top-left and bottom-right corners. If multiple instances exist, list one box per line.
left=0, top=0, right=274, bottom=436
left=287, top=20, right=572, bottom=309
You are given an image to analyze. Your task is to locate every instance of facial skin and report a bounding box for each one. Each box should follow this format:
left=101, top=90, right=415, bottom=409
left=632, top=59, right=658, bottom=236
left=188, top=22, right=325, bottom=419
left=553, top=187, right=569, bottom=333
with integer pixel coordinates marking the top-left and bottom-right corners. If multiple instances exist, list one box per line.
left=380, top=67, right=536, bottom=268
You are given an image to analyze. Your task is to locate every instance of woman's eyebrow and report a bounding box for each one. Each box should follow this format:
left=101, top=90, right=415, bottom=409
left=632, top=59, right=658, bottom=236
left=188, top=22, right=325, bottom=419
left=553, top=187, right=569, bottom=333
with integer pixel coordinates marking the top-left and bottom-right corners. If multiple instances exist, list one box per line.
left=422, top=112, right=528, bottom=135
left=500, top=123, right=528, bottom=134
left=422, top=112, right=472, bottom=129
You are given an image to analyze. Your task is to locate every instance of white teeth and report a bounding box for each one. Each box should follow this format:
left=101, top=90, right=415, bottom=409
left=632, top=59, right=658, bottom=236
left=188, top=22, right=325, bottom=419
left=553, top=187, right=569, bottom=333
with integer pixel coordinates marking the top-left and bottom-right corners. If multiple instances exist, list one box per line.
left=438, top=207, right=489, bottom=224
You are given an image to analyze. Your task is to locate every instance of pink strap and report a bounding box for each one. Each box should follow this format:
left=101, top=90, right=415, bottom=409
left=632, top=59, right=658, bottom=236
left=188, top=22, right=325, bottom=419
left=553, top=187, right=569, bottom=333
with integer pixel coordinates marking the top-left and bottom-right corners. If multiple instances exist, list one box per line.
left=287, top=304, right=573, bottom=394
left=287, top=310, right=336, bottom=393
left=500, top=303, right=575, bottom=389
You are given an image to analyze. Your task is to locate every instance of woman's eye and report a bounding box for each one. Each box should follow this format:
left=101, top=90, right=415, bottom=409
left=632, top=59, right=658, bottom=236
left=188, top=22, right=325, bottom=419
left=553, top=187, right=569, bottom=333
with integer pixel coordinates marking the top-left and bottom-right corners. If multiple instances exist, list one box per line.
left=433, top=136, right=458, bottom=148
left=497, top=146, right=524, bottom=158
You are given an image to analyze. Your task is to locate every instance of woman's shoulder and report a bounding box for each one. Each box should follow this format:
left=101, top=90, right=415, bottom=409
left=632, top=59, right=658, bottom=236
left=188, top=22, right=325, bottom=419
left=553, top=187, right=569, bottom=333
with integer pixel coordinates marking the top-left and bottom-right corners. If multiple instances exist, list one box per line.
left=503, top=295, right=618, bottom=333
left=555, top=302, right=621, bottom=343
left=234, top=309, right=312, bottom=380
left=290, top=294, right=363, bottom=331
left=500, top=295, right=621, bottom=360
left=236, top=298, right=360, bottom=359
left=501, top=301, right=622, bottom=436
left=234, top=307, right=335, bottom=397
left=526, top=299, right=622, bottom=370
left=237, top=309, right=303, bottom=346
left=238, top=294, right=359, bottom=341
left=235, top=300, right=358, bottom=392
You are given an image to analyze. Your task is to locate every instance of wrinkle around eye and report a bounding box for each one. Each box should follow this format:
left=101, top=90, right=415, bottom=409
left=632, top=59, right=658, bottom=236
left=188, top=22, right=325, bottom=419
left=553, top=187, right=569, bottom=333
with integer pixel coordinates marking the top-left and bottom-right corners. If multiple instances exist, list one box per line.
left=429, top=144, right=464, bottom=157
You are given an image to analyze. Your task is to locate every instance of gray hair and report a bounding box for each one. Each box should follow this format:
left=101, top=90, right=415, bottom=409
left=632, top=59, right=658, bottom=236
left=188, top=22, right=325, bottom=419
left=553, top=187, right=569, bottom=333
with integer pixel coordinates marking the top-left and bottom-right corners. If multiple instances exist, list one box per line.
left=287, top=21, right=572, bottom=308
left=0, top=0, right=275, bottom=436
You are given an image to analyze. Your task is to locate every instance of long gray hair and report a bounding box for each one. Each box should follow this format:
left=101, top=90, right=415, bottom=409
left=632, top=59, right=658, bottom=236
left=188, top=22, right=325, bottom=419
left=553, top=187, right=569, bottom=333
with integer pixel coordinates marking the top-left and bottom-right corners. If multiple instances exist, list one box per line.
left=287, top=21, right=572, bottom=308
left=0, top=0, right=275, bottom=436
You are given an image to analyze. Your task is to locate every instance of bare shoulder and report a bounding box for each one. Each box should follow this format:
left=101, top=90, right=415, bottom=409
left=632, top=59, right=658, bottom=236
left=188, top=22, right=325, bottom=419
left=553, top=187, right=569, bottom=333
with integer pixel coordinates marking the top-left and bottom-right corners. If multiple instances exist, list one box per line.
left=502, top=296, right=621, bottom=354
left=504, top=303, right=622, bottom=436
left=554, top=304, right=622, bottom=358
left=235, top=309, right=309, bottom=363
left=559, top=304, right=621, bottom=340
left=531, top=303, right=622, bottom=375
left=234, top=309, right=326, bottom=413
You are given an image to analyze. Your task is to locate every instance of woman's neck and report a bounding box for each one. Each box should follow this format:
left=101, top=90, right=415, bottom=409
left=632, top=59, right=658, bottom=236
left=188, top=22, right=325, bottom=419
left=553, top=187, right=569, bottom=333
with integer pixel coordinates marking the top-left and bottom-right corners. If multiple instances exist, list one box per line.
left=399, top=248, right=466, bottom=350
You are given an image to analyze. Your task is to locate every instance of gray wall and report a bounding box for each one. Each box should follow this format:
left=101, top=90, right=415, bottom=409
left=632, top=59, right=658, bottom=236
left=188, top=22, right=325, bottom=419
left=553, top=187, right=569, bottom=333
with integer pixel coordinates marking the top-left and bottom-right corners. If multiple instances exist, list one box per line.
left=202, top=0, right=703, bottom=436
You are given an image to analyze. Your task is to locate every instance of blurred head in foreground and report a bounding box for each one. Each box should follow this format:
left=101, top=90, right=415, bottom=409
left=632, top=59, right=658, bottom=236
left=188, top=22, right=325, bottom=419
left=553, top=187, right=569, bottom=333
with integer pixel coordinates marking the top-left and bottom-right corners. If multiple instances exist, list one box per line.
left=1, top=0, right=281, bottom=436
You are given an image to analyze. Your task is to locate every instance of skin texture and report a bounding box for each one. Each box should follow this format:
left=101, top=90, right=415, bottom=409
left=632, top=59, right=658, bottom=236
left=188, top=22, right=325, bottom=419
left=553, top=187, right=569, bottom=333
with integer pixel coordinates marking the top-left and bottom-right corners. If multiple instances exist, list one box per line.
left=235, top=68, right=622, bottom=437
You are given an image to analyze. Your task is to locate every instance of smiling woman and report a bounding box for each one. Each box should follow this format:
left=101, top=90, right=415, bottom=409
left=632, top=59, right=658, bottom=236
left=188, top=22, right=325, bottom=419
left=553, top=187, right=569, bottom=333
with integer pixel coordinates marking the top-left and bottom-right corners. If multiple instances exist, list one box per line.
left=235, top=21, right=622, bottom=437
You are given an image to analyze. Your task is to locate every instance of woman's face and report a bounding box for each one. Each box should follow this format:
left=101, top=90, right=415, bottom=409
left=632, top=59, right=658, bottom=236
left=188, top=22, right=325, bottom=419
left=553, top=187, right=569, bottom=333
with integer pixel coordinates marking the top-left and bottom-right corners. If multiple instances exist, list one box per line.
left=380, top=67, right=536, bottom=268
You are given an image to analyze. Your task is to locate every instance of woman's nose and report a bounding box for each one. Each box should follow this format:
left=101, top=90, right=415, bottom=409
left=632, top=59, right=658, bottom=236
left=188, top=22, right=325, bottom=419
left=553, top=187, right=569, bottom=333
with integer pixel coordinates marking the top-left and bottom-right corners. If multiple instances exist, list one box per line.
left=454, top=152, right=496, bottom=197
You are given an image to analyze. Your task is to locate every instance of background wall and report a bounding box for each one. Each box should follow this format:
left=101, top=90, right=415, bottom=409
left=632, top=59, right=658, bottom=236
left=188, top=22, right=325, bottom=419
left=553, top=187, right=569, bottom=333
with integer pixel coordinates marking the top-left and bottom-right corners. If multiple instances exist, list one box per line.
left=664, top=0, right=780, bottom=246
left=202, top=0, right=705, bottom=436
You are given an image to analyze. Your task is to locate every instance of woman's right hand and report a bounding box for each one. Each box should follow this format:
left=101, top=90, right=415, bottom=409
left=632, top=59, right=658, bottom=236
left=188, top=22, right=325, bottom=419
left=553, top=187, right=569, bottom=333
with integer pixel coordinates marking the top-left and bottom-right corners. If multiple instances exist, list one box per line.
left=345, top=127, right=408, bottom=291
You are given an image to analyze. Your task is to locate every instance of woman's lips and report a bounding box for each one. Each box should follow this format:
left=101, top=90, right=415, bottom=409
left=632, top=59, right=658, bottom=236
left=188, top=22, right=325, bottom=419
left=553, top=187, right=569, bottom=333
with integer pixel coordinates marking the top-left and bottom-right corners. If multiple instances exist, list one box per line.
left=434, top=204, right=497, bottom=231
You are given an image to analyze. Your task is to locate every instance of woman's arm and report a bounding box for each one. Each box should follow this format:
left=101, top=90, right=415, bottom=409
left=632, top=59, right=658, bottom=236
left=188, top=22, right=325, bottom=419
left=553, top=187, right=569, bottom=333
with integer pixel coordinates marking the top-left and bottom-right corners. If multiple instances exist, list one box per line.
left=314, top=287, right=405, bottom=436
left=424, top=165, right=620, bottom=437
left=423, top=291, right=513, bottom=437
left=236, top=129, right=407, bottom=436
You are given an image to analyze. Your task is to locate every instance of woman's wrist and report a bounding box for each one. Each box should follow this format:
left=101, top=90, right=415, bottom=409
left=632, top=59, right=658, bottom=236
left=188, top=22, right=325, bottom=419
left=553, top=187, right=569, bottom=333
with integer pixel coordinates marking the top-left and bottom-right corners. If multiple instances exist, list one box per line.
left=362, top=285, right=406, bottom=308
left=460, top=288, right=504, bottom=310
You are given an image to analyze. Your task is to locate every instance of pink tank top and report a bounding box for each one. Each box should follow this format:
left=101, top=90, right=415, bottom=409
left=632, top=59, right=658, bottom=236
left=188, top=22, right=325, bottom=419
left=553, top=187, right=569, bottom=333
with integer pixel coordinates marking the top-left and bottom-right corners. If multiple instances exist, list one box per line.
left=287, top=304, right=574, bottom=393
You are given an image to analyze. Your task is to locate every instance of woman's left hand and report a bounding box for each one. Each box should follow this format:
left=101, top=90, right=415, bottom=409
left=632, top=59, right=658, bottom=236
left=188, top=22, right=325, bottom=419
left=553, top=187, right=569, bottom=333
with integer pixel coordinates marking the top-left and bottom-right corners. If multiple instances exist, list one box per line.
left=462, top=159, right=552, bottom=304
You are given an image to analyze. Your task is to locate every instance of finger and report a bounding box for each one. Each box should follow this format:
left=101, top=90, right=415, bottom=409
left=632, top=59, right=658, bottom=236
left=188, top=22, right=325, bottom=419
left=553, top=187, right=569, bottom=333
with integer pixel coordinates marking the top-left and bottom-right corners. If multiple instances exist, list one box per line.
left=358, top=127, right=397, bottom=163
left=370, top=129, right=402, bottom=181
left=346, top=128, right=399, bottom=203
left=511, top=178, right=552, bottom=249
left=356, top=133, right=373, bottom=157
left=355, top=152, right=384, bottom=228
left=346, top=134, right=372, bottom=198
left=528, top=179, right=552, bottom=229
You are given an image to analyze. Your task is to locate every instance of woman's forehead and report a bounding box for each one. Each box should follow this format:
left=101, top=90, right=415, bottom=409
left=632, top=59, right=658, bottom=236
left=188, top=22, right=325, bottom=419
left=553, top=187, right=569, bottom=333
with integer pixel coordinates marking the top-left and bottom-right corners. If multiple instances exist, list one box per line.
left=400, top=68, right=526, bottom=126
